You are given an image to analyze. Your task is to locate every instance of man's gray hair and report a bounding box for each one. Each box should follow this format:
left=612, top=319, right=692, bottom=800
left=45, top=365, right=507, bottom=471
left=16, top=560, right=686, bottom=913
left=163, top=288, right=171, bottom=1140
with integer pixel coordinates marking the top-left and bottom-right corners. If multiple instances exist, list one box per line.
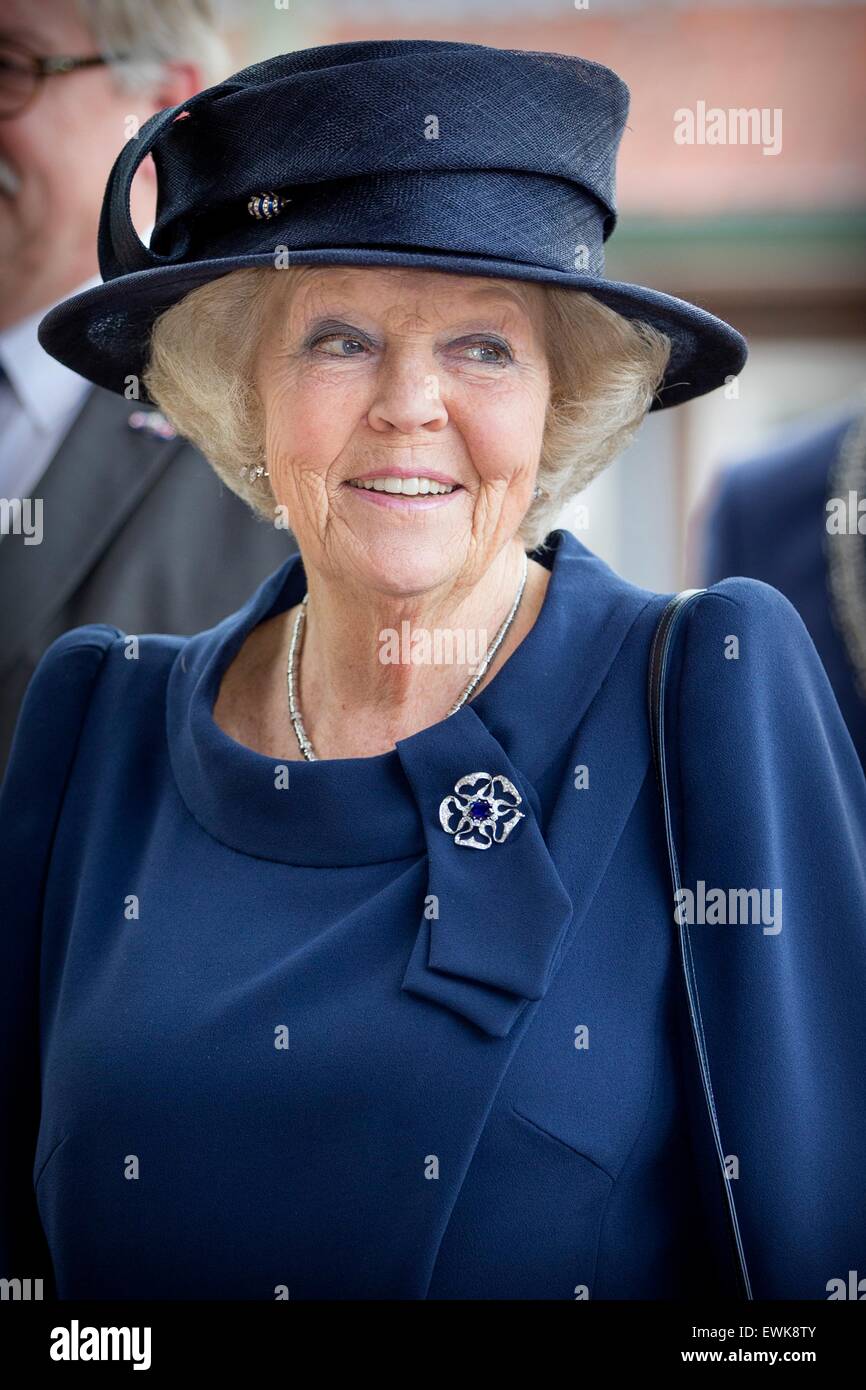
left=75, top=0, right=235, bottom=91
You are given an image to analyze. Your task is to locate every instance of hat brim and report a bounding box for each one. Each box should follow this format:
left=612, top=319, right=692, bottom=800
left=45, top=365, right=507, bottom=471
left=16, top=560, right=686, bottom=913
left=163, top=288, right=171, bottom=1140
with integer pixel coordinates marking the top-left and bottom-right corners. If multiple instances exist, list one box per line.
left=37, top=246, right=747, bottom=411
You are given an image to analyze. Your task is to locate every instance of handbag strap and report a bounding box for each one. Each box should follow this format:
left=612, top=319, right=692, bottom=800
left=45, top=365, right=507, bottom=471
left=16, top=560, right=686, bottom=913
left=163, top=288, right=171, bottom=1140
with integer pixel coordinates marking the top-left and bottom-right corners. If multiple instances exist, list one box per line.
left=648, top=589, right=754, bottom=1301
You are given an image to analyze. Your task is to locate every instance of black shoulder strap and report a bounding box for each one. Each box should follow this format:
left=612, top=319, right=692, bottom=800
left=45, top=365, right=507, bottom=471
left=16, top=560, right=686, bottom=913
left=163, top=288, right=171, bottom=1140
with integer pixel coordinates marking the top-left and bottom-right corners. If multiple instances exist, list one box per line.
left=649, top=589, right=754, bottom=1301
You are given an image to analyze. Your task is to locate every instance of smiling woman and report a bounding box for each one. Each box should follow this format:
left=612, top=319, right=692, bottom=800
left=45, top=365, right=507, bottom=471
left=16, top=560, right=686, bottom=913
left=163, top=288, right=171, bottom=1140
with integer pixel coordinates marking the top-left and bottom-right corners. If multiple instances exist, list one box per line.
left=142, top=261, right=672, bottom=761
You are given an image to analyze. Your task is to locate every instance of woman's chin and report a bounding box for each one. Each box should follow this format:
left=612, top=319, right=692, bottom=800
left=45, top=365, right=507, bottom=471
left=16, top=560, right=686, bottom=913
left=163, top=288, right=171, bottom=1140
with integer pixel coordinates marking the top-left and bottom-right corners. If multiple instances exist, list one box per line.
left=344, top=542, right=467, bottom=599
left=337, top=487, right=469, bottom=556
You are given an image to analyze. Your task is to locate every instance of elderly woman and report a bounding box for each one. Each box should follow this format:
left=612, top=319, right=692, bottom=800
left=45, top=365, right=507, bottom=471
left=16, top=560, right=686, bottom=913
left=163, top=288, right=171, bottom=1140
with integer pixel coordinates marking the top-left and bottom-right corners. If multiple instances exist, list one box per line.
left=2, top=39, right=865, bottom=1303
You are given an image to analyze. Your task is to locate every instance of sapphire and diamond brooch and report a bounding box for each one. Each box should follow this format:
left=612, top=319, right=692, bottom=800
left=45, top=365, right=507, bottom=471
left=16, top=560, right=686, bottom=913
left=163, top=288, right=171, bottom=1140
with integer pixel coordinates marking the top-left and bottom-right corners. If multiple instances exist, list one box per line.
left=439, top=772, right=525, bottom=850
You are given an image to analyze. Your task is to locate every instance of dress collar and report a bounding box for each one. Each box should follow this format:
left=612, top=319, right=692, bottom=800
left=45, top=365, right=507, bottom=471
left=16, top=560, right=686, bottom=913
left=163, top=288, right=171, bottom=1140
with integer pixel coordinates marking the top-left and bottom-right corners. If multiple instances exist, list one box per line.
left=167, top=527, right=657, bottom=1036
left=168, top=527, right=640, bottom=864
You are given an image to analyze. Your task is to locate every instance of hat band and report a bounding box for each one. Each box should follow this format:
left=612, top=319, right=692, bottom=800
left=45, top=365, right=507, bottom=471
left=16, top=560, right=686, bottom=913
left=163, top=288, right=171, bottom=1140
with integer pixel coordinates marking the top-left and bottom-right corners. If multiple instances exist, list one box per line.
left=128, top=168, right=610, bottom=281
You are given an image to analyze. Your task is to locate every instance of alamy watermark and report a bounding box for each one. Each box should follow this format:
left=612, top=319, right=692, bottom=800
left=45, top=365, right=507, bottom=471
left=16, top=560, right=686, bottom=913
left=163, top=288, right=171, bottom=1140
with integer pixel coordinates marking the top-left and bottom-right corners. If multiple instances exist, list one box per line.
left=1, top=1276, right=43, bottom=1300
left=49, top=1320, right=151, bottom=1370
left=0, top=497, right=42, bottom=544
left=377, top=624, right=489, bottom=668
left=674, top=101, right=782, bottom=156
left=675, top=881, right=782, bottom=935
left=826, top=491, right=866, bottom=535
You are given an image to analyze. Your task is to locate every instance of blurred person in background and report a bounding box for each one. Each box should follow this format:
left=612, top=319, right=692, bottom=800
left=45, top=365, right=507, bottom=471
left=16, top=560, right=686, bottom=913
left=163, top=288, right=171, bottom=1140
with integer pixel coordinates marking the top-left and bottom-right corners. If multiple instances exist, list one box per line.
left=698, top=399, right=866, bottom=776
left=0, top=0, right=294, bottom=779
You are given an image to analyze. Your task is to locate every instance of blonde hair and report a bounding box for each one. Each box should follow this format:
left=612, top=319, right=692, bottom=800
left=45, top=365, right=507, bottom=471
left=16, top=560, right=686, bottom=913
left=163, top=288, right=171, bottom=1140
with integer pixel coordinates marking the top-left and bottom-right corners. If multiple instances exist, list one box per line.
left=143, top=266, right=671, bottom=552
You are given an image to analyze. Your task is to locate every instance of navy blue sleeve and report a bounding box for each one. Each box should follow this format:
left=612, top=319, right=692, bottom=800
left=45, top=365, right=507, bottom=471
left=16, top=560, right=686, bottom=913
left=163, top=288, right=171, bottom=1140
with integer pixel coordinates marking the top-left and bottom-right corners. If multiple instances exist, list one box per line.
left=0, top=625, right=121, bottom=1293
left=670, top=577, right=866, bottom=1299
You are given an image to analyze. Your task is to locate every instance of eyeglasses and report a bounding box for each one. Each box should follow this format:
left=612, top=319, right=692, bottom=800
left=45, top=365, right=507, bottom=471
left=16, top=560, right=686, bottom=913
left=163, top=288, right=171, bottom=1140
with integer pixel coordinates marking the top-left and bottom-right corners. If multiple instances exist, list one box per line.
left=0, top=37, right=131, bottom=119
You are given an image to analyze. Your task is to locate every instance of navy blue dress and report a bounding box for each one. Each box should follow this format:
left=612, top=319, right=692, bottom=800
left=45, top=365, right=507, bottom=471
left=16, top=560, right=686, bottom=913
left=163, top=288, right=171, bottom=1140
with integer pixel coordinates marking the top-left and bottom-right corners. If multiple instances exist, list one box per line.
left=1, top=527, right=864, bottom=1300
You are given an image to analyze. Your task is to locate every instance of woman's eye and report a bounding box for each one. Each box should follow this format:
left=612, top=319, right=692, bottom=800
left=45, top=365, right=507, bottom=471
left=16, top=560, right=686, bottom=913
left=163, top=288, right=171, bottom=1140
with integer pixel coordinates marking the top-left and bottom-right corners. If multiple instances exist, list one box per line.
left=309, top=334, right=512, bottom=364
left=312, top=334, right=367, bottom=357
left=462, top=340, right=512, bottom=365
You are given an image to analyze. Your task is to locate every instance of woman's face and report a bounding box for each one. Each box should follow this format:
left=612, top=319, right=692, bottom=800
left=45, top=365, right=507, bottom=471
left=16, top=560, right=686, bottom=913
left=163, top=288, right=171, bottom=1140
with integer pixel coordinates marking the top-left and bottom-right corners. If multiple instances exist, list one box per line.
left=253, top=265, right=550, bottom=598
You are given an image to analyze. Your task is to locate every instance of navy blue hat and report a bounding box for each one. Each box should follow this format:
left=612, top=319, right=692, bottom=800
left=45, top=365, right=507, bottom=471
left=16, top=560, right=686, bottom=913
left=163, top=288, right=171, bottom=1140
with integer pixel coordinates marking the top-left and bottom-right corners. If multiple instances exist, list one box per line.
left=38, top=37, right=746, bottom=409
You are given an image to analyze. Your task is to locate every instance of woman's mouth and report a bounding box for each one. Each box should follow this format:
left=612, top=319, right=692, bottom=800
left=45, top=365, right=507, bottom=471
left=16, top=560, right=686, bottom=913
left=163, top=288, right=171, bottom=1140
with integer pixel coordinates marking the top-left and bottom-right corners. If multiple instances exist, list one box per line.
left=343, top=475, right=464, bottom=510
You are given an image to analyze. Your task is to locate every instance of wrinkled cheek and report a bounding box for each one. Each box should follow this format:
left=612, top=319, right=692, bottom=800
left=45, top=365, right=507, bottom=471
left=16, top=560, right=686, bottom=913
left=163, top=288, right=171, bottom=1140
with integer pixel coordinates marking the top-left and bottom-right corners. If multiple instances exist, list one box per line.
left=467, top=483, right=506, bottom=545
left=262, top=451, right=319, bottom=534
left=297, top=476, right=333, bottom=538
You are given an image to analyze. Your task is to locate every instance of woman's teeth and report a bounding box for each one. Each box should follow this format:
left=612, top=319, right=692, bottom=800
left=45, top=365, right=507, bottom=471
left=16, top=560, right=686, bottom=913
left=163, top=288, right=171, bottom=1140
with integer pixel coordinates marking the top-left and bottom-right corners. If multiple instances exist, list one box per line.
left=347, top=476, right=456, bottom=495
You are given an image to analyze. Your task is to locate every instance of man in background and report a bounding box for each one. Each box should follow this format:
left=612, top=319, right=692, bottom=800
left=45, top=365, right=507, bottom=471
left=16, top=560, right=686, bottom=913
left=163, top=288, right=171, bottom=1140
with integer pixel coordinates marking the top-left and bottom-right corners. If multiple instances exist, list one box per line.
left=697, top=398, right=866, bottom=776
left=0, top=0, right=294, bottom=777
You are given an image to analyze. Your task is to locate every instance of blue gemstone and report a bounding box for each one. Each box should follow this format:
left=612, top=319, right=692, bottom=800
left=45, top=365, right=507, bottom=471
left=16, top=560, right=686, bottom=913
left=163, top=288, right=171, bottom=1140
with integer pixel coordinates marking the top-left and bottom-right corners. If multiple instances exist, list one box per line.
left=469, top=798, right=490, bottom=821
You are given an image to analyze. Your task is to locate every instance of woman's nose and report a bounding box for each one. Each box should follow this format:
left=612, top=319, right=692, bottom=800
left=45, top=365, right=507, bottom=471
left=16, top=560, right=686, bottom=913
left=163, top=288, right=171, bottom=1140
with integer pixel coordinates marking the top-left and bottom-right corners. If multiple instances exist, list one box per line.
left=366, top=349, right=449, bottom=434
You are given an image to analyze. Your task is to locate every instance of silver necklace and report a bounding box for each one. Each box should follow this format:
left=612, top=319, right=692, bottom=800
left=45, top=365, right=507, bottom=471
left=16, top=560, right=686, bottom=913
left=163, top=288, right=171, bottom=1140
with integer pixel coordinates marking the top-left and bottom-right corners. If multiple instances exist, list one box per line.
left=286, top=550, right=529, bottom=761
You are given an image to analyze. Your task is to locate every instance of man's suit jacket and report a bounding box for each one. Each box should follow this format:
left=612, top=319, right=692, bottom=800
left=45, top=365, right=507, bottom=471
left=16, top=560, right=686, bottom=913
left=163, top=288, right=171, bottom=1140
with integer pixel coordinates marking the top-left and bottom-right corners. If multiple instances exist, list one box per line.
left=700, top=405, right=866, bottom=775
left=0, top=386, right=297, bottom=778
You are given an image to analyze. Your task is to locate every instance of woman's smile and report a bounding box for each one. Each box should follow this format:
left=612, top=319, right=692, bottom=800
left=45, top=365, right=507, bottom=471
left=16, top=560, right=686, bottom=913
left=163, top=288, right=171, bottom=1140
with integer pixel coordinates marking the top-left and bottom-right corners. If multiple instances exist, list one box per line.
left=342, top=474, right=466, bottom=511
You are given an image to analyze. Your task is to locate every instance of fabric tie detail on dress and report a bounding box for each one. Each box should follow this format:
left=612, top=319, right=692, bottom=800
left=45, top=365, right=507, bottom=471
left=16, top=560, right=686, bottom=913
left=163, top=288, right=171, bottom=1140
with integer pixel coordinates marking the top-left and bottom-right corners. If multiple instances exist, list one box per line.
left=398, top=704, right=573, bottom=1038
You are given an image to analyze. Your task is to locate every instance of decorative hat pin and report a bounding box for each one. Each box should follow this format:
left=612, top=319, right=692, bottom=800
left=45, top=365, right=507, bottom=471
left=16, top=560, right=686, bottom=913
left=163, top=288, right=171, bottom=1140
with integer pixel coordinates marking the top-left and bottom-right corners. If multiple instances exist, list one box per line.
left=248, top=192, right=290, bottom=220
left=439, top=772, right=525, bottom=850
